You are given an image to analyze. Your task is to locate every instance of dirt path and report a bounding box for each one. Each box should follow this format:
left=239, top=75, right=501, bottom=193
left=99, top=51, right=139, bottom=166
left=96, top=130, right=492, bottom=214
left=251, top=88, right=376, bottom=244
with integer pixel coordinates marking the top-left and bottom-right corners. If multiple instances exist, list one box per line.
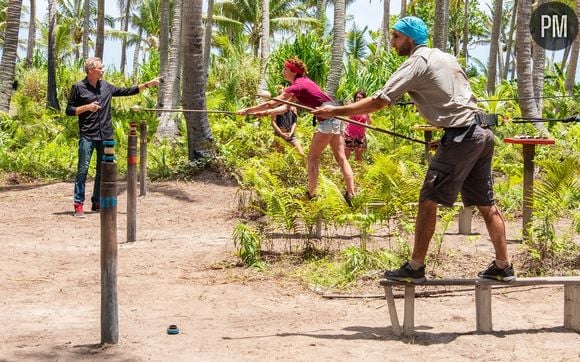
left=1, top=174, right=578, bottom=361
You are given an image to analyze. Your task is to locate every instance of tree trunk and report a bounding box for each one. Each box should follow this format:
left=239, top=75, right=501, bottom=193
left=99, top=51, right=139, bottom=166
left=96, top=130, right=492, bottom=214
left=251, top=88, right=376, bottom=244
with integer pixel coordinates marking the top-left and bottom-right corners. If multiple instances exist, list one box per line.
left=564, top=0, right=580, bottom=95
left=317, top=0, right=327, bottom=20
left=182, top=0, right=213, bottom=160
left=382, top=0, right=391, bottom=50
left=502, top=0, right=517, bottom=80
left=120, top=0, right=131, bottom=74
left=257, top=0, right=270, bottom=95
left=515, top=0, right=541, bottom=121
left=531, top=0, right=546, bottom=133
left=326, top=0, right=346, bottom=97
left=95, top=0, right=105, bottom=58
left=400, top=0, right=406, bottom=17
left=156, top=0, right=183, bottom=139
left=0, top=0, right=23, bottom=113
left=158, top=0, right=170, bottom=107
left=461, top=0, right=468, bottom=61
left=203, top=0, right=214, bottom=79
left=83, top=0, right=90, bottom=58
left=25, top=0, right=36, bottom=67
left=433, top=0, right=449, bottom=51
left=47, top=0, right=59, bottom=110
left=486, top=0, right=503, bottom=94
left=132, top=27, right=143, bottom=83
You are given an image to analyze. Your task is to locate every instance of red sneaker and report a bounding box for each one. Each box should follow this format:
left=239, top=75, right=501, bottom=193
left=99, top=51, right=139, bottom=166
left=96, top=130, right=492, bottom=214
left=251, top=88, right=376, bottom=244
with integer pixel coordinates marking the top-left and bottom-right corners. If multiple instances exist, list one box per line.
left=74, top=203, right=85, bottom=218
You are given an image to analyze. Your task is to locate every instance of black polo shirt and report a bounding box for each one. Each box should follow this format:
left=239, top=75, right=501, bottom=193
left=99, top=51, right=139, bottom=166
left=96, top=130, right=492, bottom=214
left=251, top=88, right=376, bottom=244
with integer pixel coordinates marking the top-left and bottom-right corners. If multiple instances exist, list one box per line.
left=66, top=78, right=139, bottom=140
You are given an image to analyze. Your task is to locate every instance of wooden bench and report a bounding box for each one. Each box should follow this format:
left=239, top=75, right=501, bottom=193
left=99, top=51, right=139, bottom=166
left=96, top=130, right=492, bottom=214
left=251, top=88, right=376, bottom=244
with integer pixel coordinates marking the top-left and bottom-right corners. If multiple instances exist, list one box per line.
left=380, top=277, right=580, bottom=336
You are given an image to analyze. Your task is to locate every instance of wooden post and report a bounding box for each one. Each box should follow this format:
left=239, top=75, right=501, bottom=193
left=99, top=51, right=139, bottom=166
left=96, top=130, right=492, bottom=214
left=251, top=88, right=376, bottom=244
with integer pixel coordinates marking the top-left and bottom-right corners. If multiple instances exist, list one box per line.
left=564, top=285, right=580, bottom=331
left=522, top=144, right=535, bottom=240
left=475, top=282, right=492, bottom=332
left=403, top=285, right=415, bottom=336
left=100, top=140, right=118, bottom=344
left=383, top=286, right=401, bottom=336
left=458, top=206, right=474, bottom=235
left=139, top=121, right=148, bottom=196
left=127, top=123, right=138, bottom=243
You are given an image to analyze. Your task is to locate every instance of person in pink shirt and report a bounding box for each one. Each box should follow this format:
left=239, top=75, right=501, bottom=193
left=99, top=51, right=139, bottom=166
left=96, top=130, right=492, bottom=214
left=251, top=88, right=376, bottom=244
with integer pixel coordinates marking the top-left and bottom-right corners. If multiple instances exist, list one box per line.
left=237, top=57, right=355, bottom=205
left=344, top=90, right=372, bottom=162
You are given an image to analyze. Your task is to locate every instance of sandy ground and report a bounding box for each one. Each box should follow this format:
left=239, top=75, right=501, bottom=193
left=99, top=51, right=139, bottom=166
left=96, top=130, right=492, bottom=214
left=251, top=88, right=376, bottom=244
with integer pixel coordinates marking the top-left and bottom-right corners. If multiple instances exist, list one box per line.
left=0, top=173, right=579, bottom=361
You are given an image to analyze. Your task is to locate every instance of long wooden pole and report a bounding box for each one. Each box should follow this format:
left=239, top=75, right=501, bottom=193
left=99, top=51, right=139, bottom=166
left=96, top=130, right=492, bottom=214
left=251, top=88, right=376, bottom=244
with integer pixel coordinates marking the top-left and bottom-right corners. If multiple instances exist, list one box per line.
left=139, top=121, right=148, bottom=197
left=260, top=95, right=427, bottom=145
left=127, top=123, right=137, bottom=243
left=100, top=139, right=118, bottom=344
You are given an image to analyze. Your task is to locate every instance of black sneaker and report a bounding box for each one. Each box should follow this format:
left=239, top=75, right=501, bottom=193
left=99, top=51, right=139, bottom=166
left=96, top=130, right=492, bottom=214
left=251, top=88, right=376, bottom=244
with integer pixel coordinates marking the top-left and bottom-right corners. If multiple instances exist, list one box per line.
left=478, top=261, right=516, bottom=282
left=343, top=191, right=353, bottom=207
left=383, top=262, right=426, bottom=284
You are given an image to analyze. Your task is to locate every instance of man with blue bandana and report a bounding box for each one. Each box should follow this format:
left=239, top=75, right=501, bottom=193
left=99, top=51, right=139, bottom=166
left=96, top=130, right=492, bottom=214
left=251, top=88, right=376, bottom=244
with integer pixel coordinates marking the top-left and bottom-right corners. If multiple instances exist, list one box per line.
left=313, top=16, right=515, bottom=283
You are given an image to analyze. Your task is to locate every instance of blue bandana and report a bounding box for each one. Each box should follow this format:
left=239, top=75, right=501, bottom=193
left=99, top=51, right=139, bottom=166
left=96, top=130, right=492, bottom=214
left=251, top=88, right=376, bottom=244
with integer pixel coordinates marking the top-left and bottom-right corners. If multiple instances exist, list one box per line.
left=392, top=16, right=429, bottom=45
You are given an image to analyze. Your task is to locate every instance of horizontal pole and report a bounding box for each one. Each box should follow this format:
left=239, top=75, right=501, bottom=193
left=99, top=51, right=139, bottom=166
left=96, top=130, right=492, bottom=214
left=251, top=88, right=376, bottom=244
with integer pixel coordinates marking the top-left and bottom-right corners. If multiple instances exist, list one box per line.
left=130, top=105, right=236, bottom=114
left=260, top=95, right=427, bottom=145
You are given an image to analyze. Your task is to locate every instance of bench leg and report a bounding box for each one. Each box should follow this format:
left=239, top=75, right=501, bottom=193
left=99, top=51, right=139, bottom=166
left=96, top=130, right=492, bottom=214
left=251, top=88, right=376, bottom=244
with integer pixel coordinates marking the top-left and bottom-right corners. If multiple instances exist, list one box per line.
left=475, top=283, right=492, bottom=332
left=403, top=285, right=415, bottom=336
left=458, top=206, right=474, bottom=235
left=383, top=286, right=401, bottom=336
left=564, top=285, right=580, bottom=331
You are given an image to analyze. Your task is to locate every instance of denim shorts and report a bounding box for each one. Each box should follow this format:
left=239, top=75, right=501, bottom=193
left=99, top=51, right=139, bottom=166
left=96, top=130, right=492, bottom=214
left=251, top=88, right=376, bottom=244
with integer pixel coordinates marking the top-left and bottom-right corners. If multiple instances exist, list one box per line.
left=316, top=118, right=344, bottom=134
left=419, top=125, right=496, bottom=207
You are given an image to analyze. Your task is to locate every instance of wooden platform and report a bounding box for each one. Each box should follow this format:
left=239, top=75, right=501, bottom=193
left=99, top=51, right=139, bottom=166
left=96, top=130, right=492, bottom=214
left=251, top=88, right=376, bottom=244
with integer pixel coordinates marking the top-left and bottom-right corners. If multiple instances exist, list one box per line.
left=380, top=277, right=580, bottom=336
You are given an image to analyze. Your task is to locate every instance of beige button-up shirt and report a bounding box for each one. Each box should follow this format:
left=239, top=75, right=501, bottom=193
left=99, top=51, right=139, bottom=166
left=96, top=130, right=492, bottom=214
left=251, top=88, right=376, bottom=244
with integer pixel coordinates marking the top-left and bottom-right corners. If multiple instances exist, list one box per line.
left=373, top=45, right=482, bottom=128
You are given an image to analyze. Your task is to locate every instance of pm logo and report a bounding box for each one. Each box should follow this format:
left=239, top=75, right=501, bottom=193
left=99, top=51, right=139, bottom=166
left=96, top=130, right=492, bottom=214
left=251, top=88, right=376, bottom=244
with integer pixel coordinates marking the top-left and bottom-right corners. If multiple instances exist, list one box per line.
left=531, top=2, right=578, bottom=51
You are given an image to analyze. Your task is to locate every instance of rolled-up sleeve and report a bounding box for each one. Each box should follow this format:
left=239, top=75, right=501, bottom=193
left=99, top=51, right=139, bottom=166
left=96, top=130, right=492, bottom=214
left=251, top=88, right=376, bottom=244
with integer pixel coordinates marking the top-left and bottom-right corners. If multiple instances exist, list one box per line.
left=65, top=85, right=80, bottom=116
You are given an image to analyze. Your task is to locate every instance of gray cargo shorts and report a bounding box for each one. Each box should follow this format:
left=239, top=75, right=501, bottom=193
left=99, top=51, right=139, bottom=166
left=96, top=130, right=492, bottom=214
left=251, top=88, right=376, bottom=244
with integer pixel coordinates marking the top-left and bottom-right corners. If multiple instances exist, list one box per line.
left=419, top=124, right=496, bottom=207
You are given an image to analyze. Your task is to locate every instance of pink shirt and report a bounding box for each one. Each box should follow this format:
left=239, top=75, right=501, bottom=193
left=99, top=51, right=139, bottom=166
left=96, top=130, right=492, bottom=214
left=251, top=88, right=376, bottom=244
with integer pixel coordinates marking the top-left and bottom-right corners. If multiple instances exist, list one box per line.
left=345, top=114, right=369, bottom=138
left=284, top=76, right=332, bottom=109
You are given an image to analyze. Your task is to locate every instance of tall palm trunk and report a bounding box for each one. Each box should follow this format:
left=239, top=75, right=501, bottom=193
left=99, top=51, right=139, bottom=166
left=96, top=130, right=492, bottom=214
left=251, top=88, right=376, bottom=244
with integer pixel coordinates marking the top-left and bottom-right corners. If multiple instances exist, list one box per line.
left=120, top=0, right=132, bottom=74
left=531, top=0, right=546, bottom=133
left=82, top=0, right=90, bottom=58
left=47, top=0, right=59, bottom=110
left=400, top=0, right=406, bottom=17
left=95, top=0, right=105, bottom=58
left=156, top=0, right=183, bottom=139
left=326, top=0, right=346, bottom=97
left=158, top=0, right=169, bottom=106
left=203, top=0, right=214, bottom=79
left=486, top=0, right=503, bottom=94
left=382, top=0, right=391, bottom=50
left=25, top=0, right=36, bottom=67
left=461, top=0, right=468, bottom=61
left=515, top=0, right=540, bottom=120
left=317, top=0, right=327, bottom=20
left=132, top=27, right=143, bottom=83
left=502, top=0, right=517, bottom=80
left=182, top=0, right=213, bottom=160
left=257, top=0, right=269, bottom=95
left=565, top=0, right=580, bottom=95
left=0, top=0, right=23, bottom=113
left=433, top=0, right=449, bottom=51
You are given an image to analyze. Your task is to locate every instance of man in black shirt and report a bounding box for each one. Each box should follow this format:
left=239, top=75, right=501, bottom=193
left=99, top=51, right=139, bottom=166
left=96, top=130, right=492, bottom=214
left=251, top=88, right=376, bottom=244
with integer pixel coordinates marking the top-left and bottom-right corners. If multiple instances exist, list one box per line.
left=66, top=57, right=159, bottom=217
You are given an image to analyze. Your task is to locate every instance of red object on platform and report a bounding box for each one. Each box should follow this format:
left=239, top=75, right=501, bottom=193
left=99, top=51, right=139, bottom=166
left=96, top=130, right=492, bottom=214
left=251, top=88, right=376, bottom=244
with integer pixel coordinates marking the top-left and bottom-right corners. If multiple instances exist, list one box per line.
left=504, top=137, right=555, bottom=145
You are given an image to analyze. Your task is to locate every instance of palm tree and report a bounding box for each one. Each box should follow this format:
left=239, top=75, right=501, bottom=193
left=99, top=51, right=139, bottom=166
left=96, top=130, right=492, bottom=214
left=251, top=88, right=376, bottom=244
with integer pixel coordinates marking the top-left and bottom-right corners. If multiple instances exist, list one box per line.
left=47, top=0, right=59, bottom=109
left=564, top=0, right=580, bottom=95
left=203, top=0, right=214, bottom=78
left=501, top=0, right=517, bottom=80
left=326, top=0, right=345, bottom=97
left=95, top=0, right=104, bottom=58
left=433, top=0, right=449, bottom=50
left=0, top=0, right=23, bottom=113
left=382, top=0, right=391, bottom=50
left=25, top=0, right=36, bottom=67
left=213, top=0, right=316, bottom=57
left=83, top=0, right=90, bottom=58
left=118, top=0, right=135, bottom=74
left=156, top=0, right=183, bottom=139
left=486, top=0, right=502, bottom=94
left=182, top=0, right=213, bottom=160
left=158, top=0, right=169, bottom=98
